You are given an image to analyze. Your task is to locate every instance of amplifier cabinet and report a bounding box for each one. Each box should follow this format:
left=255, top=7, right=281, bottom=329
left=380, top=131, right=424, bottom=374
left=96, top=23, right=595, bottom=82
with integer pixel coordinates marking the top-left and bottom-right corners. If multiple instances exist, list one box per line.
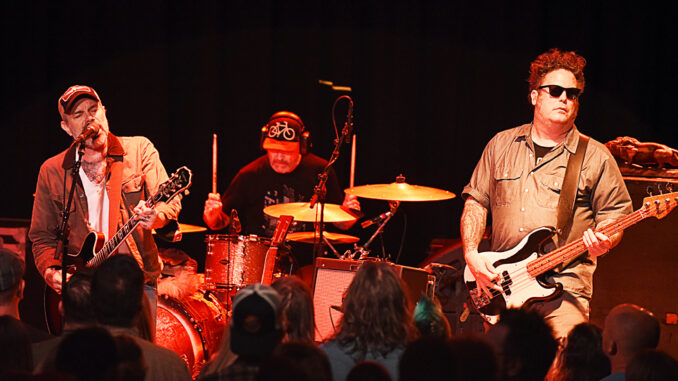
left=312, top=258, right=434, bottom=342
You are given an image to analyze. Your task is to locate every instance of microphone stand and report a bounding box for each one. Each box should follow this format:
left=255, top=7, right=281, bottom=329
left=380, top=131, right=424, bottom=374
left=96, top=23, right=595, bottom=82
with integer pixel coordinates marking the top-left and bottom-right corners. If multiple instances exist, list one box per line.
left=54, top=143, right=86, bottom=296
left=310, top=95, right=354, bottom=259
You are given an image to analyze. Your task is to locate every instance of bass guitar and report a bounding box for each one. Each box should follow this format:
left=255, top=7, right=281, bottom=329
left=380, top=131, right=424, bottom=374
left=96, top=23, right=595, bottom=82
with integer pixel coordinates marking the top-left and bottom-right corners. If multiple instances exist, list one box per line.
left=464, top=191, right=678, bottom=324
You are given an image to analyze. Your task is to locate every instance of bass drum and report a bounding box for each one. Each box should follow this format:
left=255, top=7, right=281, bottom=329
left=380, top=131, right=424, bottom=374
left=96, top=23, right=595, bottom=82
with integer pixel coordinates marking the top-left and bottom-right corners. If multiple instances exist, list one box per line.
left=156, top=291, right=227, bottom=378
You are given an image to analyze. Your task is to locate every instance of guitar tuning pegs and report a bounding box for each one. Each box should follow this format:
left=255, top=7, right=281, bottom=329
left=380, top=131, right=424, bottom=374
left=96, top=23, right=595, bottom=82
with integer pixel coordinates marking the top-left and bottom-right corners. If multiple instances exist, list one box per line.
left=646, top=186, right=654, bottom=197
left=666, top=183, right=673, bottom=193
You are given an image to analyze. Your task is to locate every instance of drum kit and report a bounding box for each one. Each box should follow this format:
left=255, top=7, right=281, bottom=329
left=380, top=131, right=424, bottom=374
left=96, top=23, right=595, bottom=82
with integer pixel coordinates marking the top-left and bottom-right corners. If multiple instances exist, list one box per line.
left=154, top=175, right=455, bottom=377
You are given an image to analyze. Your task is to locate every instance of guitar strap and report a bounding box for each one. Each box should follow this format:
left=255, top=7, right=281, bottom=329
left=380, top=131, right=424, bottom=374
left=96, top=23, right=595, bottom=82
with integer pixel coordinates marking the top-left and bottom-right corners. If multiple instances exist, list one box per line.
left=556, top=132, right=589, bottom=270
left=107, top=159, right=123, bottom=240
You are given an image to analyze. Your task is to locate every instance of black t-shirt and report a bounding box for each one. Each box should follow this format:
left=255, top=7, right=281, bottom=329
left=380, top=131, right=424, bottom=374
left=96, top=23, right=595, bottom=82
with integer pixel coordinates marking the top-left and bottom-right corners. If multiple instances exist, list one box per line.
left=221, top=153, right=344, bottom=238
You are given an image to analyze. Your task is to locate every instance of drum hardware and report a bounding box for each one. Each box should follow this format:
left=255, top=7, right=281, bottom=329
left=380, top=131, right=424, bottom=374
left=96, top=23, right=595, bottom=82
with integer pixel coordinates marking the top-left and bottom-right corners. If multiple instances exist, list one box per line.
left=263, top=202, right=359, bottom=223
left=345, top=174, right=456, bottom=202
left=342, top=201, right=400, bottom=260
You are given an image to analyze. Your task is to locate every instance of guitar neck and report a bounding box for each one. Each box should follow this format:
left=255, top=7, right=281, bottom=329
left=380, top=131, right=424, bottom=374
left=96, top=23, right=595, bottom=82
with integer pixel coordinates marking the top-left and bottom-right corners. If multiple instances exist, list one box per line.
left=526, top=208, right=647, bottom=276
left=87, top=197, right=158, bottom=268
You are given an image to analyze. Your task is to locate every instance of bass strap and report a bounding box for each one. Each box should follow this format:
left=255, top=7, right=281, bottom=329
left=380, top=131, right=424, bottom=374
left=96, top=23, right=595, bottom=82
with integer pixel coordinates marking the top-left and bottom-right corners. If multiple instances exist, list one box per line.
left=556, top=132, right=589, bottom=270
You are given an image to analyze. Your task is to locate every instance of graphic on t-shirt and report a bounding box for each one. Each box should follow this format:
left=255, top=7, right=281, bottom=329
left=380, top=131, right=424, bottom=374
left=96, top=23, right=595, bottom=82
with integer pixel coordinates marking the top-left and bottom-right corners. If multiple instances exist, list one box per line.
left=262, top=184, right=309, bottom=235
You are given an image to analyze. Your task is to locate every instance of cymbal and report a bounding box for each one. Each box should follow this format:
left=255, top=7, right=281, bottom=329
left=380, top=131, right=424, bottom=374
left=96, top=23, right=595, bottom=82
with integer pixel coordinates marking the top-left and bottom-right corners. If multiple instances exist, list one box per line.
left=286, top=231, right=360, bottom=244
left=152, top=223, right=207, bottom=235
left=345, top=179, right=456, bottom=202
left=263, top=202, right=359, bottom=223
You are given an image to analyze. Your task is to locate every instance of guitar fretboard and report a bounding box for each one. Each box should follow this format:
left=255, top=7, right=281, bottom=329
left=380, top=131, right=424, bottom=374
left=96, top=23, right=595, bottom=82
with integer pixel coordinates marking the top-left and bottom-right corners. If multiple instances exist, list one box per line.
left=526, top=196, right=676, bottom=277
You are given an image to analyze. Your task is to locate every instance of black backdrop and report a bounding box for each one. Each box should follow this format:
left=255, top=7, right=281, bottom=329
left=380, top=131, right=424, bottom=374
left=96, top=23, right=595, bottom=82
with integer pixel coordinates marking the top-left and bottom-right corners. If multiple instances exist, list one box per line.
left=1, top=1, right=677, bottom=268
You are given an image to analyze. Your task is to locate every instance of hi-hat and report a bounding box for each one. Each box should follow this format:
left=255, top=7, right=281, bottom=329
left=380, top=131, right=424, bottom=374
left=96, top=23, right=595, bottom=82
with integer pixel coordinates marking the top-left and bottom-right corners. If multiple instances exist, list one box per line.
left=263, top=202, right=359, bottom=223
left=345, top=175, right=456, bottom=202
left=286, top=231, right=360, bottom=244
left=152, top=223, right=207, bottom=235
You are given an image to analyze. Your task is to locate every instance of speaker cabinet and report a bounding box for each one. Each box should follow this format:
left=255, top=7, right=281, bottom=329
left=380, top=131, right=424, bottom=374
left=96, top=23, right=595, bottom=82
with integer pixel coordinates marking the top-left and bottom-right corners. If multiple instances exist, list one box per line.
left=312, top=258, right=434, bottom=342
left=591, top=177, right=678, bottom=357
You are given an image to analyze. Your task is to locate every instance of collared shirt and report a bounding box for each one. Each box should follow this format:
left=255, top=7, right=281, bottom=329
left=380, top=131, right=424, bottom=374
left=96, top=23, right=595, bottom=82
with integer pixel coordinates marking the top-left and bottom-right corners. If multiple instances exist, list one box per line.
left=462, top=123, right=632, bottom=297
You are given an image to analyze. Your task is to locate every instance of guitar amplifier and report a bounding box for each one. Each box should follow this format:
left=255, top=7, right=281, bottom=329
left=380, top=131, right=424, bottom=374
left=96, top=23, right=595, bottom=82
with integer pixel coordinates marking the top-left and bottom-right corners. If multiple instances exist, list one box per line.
left=312, top=258, right=434, bottom=342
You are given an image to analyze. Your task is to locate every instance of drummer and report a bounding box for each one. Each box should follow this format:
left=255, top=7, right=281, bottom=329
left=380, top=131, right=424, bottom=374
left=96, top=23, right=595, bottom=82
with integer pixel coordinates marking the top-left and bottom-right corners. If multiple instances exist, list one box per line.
left=203, top=111, right=360, bottom=274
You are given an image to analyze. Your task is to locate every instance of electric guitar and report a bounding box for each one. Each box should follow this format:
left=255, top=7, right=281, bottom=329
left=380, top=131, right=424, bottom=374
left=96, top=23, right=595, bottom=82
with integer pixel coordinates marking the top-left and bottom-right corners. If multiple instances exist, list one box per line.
left=261, top=215, right=294, bottom=285
left=44, top=166, right=192, bottom=333
left=464, top=191, right=678, bottom=324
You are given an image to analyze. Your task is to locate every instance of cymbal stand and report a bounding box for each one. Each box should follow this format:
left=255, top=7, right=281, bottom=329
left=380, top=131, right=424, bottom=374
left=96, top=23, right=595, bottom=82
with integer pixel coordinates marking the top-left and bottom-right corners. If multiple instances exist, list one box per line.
left=346, top=201, right=399, bottom=260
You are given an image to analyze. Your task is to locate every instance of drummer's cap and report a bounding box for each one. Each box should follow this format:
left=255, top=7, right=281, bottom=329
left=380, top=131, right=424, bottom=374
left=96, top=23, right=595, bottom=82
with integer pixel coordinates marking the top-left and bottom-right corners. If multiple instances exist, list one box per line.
left=230, top=283, right=282, bottom=358
left=262, top=111, right=305, bottom=153
left=0, top=248, right=24, bottom=292
left=58, top=85, right=101, bottom=119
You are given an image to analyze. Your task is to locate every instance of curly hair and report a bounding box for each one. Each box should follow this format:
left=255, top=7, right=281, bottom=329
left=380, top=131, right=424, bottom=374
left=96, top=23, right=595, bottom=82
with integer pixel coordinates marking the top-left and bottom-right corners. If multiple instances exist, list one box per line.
left=335, top=261, right=417, bottom=358
left=272, top=276, right=315, bottom=344
left=528, top=48, right=587, bottom=92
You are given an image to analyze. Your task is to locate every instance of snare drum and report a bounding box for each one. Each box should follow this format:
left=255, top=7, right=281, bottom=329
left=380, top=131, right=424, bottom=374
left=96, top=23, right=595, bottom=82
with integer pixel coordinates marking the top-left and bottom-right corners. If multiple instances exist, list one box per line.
left=205, top=234, right=271, bottom=290
left=156, top=291, right=227, bottom=378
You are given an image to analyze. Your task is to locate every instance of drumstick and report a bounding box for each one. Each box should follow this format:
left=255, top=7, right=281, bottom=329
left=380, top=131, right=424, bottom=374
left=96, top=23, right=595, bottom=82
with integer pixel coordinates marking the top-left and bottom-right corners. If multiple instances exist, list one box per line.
left=350, top=134, right=356, bottom=188
left=212, top=133, right=217, bottom=194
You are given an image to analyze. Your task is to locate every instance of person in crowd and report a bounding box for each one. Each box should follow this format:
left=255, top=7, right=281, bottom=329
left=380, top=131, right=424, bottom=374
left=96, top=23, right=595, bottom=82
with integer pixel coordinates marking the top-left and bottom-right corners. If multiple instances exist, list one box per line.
left=449, top=335, right=498, bottom=381
left=33, top=269, right=96, bottom=371
left=601, top=303, right=660, bottom=381
left=485, top=308, right=558, bottom=381
left=257, top=342, right=333, bottom=381
left=412, top=295, right=452, bottom=339
left=92, top=254, right=191, bottom=381
left=0, top=315, right=33, bottom=378
left=0, top=247, right=52, bottom=343
left=626, top=349, right=678, bottom=381
left=271, top=276, right=315, bottom=343
left=321, top=261, right=417, bottom=381
left=548, top=322, right=610, bottom=381
left=398, top=336, right=456, bottom=381
left=200, top=283, right=282, bottom=381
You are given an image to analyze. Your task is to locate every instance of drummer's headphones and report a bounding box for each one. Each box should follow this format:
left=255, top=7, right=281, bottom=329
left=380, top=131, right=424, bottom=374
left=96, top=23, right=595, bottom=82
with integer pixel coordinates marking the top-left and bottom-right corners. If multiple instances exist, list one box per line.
left=260, top=111, right=311, bottom=155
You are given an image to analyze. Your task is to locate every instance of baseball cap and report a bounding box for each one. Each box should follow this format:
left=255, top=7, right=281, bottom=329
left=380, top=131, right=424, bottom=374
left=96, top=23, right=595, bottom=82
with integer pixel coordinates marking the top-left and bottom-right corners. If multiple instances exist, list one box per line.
left=58, top=85, right=101, bottom=119
left=230, top=283, right=281, bottom=358
left=0, top=248, right=25, bottom=292
left=262, top=111, right=305, bottom=152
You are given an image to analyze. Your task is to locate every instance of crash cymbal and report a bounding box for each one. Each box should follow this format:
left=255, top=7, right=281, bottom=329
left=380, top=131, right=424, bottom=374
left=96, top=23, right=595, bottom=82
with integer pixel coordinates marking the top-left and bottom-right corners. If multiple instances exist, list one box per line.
left=345, top=176, right=456, bottom=202
left=263, top=202, right=359, bottom=223
left=152, top=223, right=207, bottom=235
left=286, top=231, right=360, bottom=244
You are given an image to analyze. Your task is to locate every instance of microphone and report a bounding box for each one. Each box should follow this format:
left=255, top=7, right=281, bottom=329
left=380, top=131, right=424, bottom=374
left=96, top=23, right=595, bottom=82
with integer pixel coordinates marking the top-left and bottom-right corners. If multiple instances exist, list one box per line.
left=361, top=210, right=393, bottom=229
left=72, top=122, right=100, bottom=145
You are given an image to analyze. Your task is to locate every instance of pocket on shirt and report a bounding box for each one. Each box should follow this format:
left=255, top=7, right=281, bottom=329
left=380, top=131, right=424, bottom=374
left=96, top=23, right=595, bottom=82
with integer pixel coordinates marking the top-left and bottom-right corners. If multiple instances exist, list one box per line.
left=494, top=168, right=522, bottom=206
left=535, top=173, right=562, bottom=209
left=122, top=174, right=145, bottom=205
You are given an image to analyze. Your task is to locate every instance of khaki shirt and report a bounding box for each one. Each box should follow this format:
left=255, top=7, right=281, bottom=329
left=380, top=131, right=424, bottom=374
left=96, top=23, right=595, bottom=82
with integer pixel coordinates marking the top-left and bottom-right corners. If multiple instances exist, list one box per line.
left=462, top=123, right=632, bottom=297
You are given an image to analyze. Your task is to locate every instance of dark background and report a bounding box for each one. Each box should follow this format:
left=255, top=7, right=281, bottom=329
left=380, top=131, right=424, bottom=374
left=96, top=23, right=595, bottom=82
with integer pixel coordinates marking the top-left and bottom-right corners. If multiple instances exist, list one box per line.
left=1, top=0, right=676, bottom=269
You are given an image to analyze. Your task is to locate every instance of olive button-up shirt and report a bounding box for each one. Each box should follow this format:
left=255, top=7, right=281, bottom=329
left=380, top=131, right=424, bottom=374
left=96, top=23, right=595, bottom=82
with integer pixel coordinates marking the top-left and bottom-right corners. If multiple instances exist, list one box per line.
left=462, top=123, right=632, bottom=297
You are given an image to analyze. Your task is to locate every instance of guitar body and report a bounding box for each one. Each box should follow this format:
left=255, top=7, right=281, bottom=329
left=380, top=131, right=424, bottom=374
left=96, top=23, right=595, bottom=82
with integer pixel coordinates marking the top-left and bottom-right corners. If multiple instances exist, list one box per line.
left=463, top=226, right=563, bottom=324
left=67, top=231, right=106, bottom=268
left=44, top=231, right=105, bottom=334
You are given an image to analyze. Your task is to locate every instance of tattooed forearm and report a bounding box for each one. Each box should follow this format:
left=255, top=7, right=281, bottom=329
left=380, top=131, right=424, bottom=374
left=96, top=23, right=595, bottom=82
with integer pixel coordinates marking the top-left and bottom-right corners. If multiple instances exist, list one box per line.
left=461, top=197, right=488, bottom=254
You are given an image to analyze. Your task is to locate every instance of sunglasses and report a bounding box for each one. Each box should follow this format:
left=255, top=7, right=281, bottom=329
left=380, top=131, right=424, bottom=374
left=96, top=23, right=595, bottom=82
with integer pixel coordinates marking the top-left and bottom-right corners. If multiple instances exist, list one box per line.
left=538, top=85, right=582, bottom=100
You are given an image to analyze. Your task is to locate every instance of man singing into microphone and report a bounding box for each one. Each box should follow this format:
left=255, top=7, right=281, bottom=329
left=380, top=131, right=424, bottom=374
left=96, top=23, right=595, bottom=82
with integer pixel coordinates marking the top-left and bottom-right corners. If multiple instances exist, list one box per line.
left=203, top=111, right=359, bottom=279
left=29, top=85, right=182, bottom=318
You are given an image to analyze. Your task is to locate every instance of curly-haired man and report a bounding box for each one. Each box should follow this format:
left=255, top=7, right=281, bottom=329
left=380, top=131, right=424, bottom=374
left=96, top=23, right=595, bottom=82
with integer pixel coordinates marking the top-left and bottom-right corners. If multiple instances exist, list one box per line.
left=461, top=49, right=633, bottom=339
